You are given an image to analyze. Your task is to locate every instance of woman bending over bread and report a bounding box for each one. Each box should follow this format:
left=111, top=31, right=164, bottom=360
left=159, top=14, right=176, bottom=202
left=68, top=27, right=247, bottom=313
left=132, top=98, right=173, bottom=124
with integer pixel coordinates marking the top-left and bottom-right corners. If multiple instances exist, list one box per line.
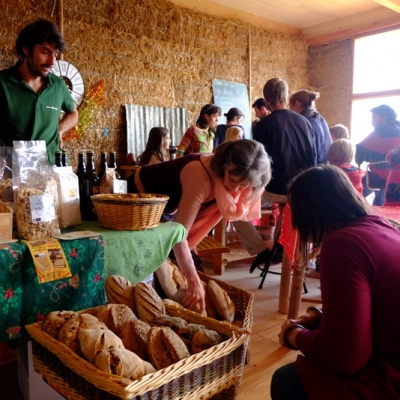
left=128, top=140, right=271, bottom=312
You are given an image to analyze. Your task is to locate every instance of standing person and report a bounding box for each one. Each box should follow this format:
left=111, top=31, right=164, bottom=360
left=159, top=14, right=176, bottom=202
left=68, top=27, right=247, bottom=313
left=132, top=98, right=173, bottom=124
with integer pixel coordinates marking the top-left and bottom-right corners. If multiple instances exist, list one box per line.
left=128, top=140, right=271, bottom=312
left=138, top=127, right=171, bottom=166
left=329, top=123, right=349, bottom=141
left=241, top=78, right=316, bottom=271
left=289, top=89, right=332, bottom=164
left=328, top=139, right=363, bottom=196
left=224, top=126, right=243, bottom=142
left=271, top=165, right=400, bottom=400
left=251, top=97, right=271, bottom=134
left=0, top=19, right=78, bottom=166
left=213, top=107, right=245, bottom=148
left=356, top=104, right=400, bottom=205
left=176, top=104, right=221, bottom=157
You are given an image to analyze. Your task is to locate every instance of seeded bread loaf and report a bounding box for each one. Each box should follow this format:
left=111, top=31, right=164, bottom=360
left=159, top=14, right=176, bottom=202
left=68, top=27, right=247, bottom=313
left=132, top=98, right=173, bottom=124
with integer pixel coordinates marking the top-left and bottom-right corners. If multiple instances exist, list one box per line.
left=119, top=319, right=151, bottom=361
left=148, top=326, right=190, bottom=370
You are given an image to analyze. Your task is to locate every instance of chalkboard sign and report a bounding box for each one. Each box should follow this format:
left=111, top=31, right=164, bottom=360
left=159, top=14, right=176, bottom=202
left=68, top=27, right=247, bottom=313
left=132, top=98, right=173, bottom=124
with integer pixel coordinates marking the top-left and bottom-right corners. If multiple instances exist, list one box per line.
left=212, top=79, right=252, bottom=139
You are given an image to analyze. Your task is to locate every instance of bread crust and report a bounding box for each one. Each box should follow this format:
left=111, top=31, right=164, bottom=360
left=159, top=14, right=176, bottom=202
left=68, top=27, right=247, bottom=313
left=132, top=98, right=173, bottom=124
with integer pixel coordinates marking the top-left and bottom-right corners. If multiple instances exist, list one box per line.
left=207, top=280, right=235, bottom=322
left=134, top=282, right=165, bottom=324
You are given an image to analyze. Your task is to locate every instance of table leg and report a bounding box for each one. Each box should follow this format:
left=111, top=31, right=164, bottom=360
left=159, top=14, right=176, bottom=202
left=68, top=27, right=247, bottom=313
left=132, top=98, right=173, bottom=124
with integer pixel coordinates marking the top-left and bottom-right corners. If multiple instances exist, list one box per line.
left=287, top=264, right=306, bottom=319
left=214, top=219, right=225, bottom=246
left=278, top=251, right=291, bottom=314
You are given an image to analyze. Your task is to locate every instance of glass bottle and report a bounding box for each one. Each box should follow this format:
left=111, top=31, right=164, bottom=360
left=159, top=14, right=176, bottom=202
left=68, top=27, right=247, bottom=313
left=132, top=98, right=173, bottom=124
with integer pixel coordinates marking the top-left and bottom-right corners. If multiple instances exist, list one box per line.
left=80, top=151, right=100, bottom=220
left=98, top=152, right=107, bottom=184
left=55, top=151, right=62, bottom=167
left=108, top=151, right=121, bottom=179
left=76, top=152, right=86, bottom=201
left=61, top=151, right=69, bottom=167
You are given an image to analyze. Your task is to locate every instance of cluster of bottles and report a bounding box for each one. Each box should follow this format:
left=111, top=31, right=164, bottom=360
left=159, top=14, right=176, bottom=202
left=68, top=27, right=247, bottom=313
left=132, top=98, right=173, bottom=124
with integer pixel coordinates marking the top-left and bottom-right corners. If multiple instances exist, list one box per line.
left=75, top=151, right=121, bottom=220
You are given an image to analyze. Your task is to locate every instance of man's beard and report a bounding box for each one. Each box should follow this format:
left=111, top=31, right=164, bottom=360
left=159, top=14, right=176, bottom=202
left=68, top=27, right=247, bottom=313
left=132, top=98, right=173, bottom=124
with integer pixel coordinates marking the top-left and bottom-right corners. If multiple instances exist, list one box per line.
left=26, top=57, right=49, bottom=78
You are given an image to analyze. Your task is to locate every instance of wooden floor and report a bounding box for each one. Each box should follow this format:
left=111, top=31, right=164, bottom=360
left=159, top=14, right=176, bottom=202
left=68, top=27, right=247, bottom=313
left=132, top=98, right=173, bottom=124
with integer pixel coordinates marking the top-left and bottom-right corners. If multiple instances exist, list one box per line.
left=202, top=241, right=322, bottom=400
left=0, top=240, right=322, bottom=400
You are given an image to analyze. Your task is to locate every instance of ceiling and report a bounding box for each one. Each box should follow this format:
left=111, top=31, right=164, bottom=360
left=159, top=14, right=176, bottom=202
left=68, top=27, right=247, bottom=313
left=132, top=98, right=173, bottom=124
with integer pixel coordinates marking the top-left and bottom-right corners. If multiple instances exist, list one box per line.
left=168, top=0, right=400, bottom=44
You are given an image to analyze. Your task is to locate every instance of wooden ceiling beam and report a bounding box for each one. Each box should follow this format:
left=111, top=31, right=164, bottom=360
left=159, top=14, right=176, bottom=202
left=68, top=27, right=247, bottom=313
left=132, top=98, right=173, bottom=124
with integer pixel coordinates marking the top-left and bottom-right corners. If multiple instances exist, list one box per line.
left=373, top=0, right=400, bottom=14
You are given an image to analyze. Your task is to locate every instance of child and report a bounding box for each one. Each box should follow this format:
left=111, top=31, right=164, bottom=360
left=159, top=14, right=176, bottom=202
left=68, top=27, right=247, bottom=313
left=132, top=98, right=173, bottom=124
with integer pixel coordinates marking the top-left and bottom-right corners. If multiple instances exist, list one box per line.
left=329, top=124, right=349, bottom=141
left=224, top=126, right=243, bottom=142
left=328, top=139, right=363, bottom=196
left=139, top=127, right=171, bottom=166
left=384, top=146, right=400, bottom=206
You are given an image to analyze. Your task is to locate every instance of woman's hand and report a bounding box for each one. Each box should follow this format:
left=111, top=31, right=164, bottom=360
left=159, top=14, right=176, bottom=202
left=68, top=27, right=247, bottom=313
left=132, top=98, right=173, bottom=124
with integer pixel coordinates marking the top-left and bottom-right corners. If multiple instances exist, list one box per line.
left=279, top=319, right=305, bottom=350
left=181, top=268, right=206, bottom=313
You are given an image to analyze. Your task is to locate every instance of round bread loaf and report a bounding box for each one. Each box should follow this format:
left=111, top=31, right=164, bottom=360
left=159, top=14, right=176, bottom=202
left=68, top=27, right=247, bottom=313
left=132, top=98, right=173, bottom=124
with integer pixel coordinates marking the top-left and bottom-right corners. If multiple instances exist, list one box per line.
left=191, top=329, right=225, bottom=354
left=152, top=315, right=187, bottom=332
left=134, top=282, right=165, bottom=324
left=176, top=323, right=206, bottom=348
left=119, top=319, right=151, bottom=361
left=155, top=259, right=187, bottom=303
left=206, top=280, right=235, bottom=323
left=41, top=310, right=78, bottom=339
left=148, top=326, right=190, bottom=370
left=84, top=304, right=137, bottom=336
left=105, top=275, right=136, bottom=313
left=95, top=348, right=156, bottom=380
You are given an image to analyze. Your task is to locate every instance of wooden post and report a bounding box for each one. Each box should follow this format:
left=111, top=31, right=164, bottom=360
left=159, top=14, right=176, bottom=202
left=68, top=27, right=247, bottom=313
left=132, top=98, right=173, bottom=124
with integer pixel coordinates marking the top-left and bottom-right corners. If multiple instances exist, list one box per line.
left=59, top=0, right=64, bottom=60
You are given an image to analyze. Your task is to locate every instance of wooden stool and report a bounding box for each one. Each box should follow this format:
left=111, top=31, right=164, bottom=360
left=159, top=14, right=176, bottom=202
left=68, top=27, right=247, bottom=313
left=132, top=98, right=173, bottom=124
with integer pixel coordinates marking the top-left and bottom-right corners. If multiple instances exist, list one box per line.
left=196, top=236, right=230, bottom=275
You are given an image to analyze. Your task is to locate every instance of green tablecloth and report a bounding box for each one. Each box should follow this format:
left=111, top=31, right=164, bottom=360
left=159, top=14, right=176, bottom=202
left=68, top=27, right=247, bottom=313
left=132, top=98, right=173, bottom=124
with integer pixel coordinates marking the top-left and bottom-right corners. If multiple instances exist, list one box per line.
left=0, top=221, right=185, bottom=341
left=64, top=221, right=185, bottom=284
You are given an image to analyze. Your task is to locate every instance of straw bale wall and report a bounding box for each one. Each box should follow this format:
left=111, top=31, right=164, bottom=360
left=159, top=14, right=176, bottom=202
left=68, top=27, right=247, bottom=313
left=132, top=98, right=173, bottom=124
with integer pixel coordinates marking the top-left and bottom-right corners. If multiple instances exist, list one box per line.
left=0, top=0, right=349, bottom=170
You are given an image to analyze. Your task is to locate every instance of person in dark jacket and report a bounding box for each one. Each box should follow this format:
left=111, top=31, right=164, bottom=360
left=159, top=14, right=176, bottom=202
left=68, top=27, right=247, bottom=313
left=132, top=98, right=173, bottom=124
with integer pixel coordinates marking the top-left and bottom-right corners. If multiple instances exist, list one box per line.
left=289, top=89, right=332, bottom=164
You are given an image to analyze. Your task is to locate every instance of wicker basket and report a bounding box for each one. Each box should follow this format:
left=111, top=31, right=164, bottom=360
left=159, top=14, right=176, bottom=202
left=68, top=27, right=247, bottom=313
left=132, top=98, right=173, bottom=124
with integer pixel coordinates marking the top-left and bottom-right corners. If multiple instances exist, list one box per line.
left=91, top=193, right=169, bottom=231
left=26, top=305, right=249, bottom=400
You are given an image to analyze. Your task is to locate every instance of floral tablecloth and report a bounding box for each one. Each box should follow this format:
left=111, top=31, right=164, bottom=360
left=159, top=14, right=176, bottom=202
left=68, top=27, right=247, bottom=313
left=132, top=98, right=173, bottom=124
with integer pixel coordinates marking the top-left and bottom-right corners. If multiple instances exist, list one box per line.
left=0, top=236, right=105, bottom=341
left=0, top=221, right=185, bottom=341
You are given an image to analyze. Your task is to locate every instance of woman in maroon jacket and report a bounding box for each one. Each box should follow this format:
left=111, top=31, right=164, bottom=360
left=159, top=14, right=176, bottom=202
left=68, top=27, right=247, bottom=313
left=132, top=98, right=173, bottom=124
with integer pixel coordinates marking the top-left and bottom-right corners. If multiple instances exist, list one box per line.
left=271, top=165, right=400, bottom=400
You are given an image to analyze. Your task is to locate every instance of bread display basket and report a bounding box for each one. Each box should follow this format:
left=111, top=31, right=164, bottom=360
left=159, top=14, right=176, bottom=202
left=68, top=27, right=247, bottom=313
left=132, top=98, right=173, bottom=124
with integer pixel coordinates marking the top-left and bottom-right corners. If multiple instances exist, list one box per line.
left=91, top=193, right=169, bottom=231
left=25, top=305, right=249, bottom=400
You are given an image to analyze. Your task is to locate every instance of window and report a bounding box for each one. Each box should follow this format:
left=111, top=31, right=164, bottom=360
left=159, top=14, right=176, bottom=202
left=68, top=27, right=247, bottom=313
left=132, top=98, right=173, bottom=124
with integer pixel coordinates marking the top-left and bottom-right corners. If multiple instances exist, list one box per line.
left=350, top=29, right=400, bottom=144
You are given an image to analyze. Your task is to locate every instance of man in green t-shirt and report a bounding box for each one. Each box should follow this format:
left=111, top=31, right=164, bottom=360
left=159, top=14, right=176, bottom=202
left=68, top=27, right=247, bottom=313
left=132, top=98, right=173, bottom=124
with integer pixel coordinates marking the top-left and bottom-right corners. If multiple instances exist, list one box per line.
left=0, top=19, right=78, bottom=165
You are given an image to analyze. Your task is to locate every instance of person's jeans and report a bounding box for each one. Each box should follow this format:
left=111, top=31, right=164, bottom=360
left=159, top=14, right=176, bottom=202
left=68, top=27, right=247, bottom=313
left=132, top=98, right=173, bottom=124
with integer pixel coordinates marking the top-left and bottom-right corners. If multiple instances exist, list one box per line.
left=270, top=362, right=309, bottom=400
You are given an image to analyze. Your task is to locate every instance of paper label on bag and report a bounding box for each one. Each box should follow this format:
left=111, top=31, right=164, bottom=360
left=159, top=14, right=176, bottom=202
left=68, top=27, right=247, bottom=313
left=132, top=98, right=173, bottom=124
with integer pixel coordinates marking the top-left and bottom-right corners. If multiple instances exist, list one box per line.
left=113, top=179, right=127, bottom=194
left=24, top=238, right=72, bottom=284
left=0, top=213, right=13, bottom=241
left=29, top=194, right=55, bottom=223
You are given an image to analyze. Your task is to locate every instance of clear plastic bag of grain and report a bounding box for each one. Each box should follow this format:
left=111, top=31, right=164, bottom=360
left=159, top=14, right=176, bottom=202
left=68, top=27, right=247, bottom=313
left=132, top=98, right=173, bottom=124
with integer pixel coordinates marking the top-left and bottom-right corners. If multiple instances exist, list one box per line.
left=12, top=141, right=60, bottom=240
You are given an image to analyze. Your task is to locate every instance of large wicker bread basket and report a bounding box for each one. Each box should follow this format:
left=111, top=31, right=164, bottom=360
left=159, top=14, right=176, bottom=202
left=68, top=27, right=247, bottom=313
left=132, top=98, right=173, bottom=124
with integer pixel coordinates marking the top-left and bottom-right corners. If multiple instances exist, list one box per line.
left=91, top=193, right=169, bottom=231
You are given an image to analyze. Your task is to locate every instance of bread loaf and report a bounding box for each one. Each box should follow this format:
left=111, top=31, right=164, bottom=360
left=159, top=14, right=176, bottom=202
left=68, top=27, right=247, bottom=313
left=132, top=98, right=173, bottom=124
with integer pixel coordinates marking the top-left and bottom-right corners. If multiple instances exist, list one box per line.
left=202, top=280, right=217, bottom=320
left=148, top=326, right=190, bottom=370
left=176, top=323, right=206, bottom=348
left=119, top=319, right=151, bottom=361
left=191, top=329, right=225, bottom=354
left=95, top=348, right=156, bottom=380
left=134, top=282, right=165, bottom=324
left=79, top=327, right=124, bottom=364
left=155, top=259, right=187, bottom=303
left=105, top=275, right=136, bottom=313
left=41, top=310, right=78, bottom=339
left=207, top=280, right=235, bottom=322
left=84, top=304, right=137, bottom=336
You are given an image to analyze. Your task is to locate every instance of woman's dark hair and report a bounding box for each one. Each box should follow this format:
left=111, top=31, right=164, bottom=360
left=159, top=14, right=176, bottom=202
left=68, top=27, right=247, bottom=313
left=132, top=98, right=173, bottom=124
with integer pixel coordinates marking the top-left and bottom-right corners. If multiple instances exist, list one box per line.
left=139, top=127, right=169, bottom=165
left=288, top=165, right=369, bottom=264
left=196, top=104, right=221, bottom=129
left=371, top=104, right=397, bottom=125
left=224, top=107, right=245, bottom=123
left=211, top=139, right=271, bottom=197
left=16, top=19, right=66, bottom=61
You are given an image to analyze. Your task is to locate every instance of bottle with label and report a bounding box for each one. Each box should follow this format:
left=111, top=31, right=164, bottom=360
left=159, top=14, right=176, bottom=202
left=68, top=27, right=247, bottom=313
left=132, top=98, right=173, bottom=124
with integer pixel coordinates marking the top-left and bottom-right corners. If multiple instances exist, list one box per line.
left=98, top=152, right=107, bottom=184
left=108, top=151, right=121, bottom=179
left=55, top=151, right=63, bottom=167
left=80, top=151, right=100, bottom=220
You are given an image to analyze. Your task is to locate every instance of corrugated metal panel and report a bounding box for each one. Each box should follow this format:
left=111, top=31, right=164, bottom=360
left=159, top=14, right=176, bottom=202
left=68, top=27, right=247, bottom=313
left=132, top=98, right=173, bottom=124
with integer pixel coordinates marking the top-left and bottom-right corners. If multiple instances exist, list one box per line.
left=125, top=104, right=188, bottom=158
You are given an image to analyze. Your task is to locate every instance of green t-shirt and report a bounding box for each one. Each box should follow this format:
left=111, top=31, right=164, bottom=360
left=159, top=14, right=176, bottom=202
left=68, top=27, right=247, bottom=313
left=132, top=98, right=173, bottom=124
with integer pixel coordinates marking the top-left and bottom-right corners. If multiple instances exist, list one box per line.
left=0, top=65, right=75, bottom=165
